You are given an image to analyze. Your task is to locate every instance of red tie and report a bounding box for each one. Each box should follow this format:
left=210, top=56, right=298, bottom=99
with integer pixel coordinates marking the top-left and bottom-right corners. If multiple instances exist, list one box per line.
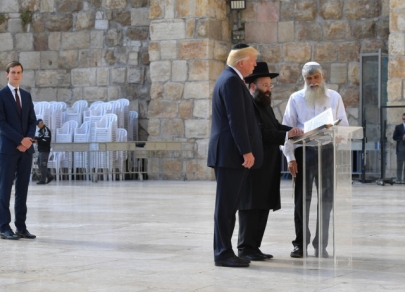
left=15, top=88, right=22, bottom=115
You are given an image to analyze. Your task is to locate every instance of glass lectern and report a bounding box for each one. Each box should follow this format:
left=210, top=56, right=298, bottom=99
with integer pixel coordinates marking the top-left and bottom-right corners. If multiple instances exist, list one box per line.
left=290, top=126, right=363, bottom=269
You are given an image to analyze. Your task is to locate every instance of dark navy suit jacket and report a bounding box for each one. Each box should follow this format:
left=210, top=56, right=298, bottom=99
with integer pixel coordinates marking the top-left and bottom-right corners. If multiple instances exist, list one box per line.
left=0, top=86, right=36, bottom=154
left=207, top=66, right=263, bottom=169
left=393, top=123, right=405, bottom=154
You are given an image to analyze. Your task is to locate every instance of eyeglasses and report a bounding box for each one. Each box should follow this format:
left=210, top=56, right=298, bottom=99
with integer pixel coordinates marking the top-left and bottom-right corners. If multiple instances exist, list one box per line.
left=257, top=84, right=275, bottom=89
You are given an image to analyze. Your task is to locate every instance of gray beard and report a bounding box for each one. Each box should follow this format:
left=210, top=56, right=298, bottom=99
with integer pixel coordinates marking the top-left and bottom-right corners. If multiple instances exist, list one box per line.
left=304, top=81, right=328, bottom=107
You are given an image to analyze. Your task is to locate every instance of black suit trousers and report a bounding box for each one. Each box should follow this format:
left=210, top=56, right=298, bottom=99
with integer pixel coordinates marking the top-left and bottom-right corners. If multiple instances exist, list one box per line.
left=292, top=145, right=334, bottom=250
left=0, top=152, right=33, bottom=232
left=214, top=167, right=249, bottom=261
left=237, top=209, right=269, bottom=253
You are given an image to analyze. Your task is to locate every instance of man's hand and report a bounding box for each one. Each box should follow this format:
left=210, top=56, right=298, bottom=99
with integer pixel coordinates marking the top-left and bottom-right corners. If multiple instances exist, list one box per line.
left=242, top=152, right=255, bottom=169
left=17, top=144, right=27, bottom=152
left=21, top=137, right=33, bottom=148
left=288, top=160, right=298, bottom=177
left=288, top=127, right=304, bottom=138
left=402, top=134, right=405, bottom=140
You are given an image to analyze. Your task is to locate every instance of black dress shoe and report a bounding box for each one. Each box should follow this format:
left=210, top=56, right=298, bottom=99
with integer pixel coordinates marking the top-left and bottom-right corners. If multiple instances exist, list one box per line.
left=239, top=251, right=267, bottom=261
left=16, top=230, right=36, bottom=239
left=314, top=248, right=329, bottom=258
left=290, top=246, right=306, bottom=258
left=257, top=249, right=273, bottom=259
left=36, top=181, right=46, bottom=185
left=0, top=230, right=19, bottom=240
left=215, top=256, right=250, bottom=267
left=47, top=176, right=54, bottom=184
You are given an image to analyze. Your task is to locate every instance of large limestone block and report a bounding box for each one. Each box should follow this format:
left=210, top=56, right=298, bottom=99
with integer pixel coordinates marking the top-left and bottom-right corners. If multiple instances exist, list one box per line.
left=361, top=39, right=385, bottom=53
left=148, top=99, right=178, bottom=118
left=278, top=21, right=294, bottom=43
left=33, top=33, right=48, bottom=51
left=193, top=99, right=211, bottom=119
left=214, top=41, right=230, bottom=62
left=160, top=40, right=177, bottom=60
left=76, top=11, right=95, bottom=30
left=59, top=50, right=78, bottom=69
left=32, top=88, right=58, bottom=101
left=147, top=118, right=161, bottom=136
left=257, top=1, right=279, bottom=23
left=338, top=42, right=360, bottom=62
left=102, top=0, right=126, bottom=9
left=0, top=33, right=13, bottom=51
left=15, top=33, right=34, bottom=51
left=105, top=29, right=123, bottom=47
left=183, top=81, right=210, bottom=99
left=185, top=119, right=210, bottom=138
left=111, top=67, right=127, bottom=84
left=391, top=0, right=405, bottom=8
left=48, top=32, right=61, bottom=50
left=164, top=82, right=184, bottom=100
left=128, top=67, right=144, bottom=84
left=344, top=0, right=381, bottom=19
left=71, top=68, right=97, bottom=86
left=390, top=9, right=405, bottom=32
left=387, top=79, right=402, bottom=101
left=40, top=0, right=54, bottom=13
left=320, top=0, right=343, bottom=20
left=19, top=70, right=35, bottom=88
left=186, top=19, right=195, bottom=38
left=161, top=119, right=184, bottom=137
left=330, top=63, right=347, bottom=84
left=389, top=33, right=405, bottom=56
left=283, top=42, right=311, bottom=63
left=36, top=70, right=60, bottom=87
left=151, top=82, right=163, bottom=99
left=32, top=14, right=45, bottom=32
left=348, top=62, right=360, bottom=85
left=46, top=14, right=73, bottom=31
left=57, top=88, right=73, bottom=102
left=62, top=32, right=90, bottom=50
left=172, top=60, right=188, bottom=82
left=196, top=19, right=222, bottom=40
left=280, top=0, right=317, bottom=21
left=40, top=51, right=59, bottom=70
left=179, top=100, right=193, bottom=119
left=57, top=0, right=83, bottom=13
left=113, top=10, right=131, bottom=26
left=313, top=42, right=338, bottom=62
left=150, top=19, right=185, bottom=40
left=339, top=85, right=359, bottom=106
left=297, top=22, right=323, bottom=41
left=186, top=158, right=214, bottom=180
left=83, top=87, right=107, bottom=102
left=97, top=68, right=109, bottom=86
left=278, top=64, right=301, bottom=84
left=242, top=2, right=256, bottom=23
left=19, top=52, right=40, bottom=70
left=0, top=52, right=18, bottom=69
left=245, top=22, right=277, bottom=43
left=389, top=56, right=405, bottom=79
left=188, top=60, right=222, bottom=81
left=324, top=20, right=351, bottom=40
left=126, top=27, right=149, bottom=41
left=0, top=0, right=19, bottom=12
left=149, top=42, right=160, bottom=61
left=131, top=7, right=150, bottom=26
left=176, top=0, right=223, bottom=18
left=352, top=20, right=375, bottom=39
left=91, top=31, right=104, bottom=49
left=7, top=18, right=23, bottom=33
left=162, top=158, right=182, bottom=180
left=258, top=44, right=282, bottom=63
left=376, top=19, right=389, bottom=40
left=150, top=61, right=171, bottom=82
left=179, top=39, right=213, bottom=60
left=150, top=0, right=164, bottom=19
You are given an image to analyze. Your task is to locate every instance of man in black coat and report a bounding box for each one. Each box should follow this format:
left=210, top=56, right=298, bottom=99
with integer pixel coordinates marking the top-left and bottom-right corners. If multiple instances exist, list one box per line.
left=207, top=44, right=263, bottom=268
left=393, top=113, right=405, bottom=182
left=34, top=119, right=54, bottom=185
left=237, top=62, right=302, bottom=261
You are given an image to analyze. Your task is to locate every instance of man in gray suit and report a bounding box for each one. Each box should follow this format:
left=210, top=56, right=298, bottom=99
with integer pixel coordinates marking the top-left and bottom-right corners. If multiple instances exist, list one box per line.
left=207, top=44, right=263, bottom=268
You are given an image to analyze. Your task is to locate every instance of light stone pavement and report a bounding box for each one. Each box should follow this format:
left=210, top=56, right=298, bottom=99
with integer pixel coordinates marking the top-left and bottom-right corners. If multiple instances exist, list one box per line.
left=0, top=179, right=404, bottom=291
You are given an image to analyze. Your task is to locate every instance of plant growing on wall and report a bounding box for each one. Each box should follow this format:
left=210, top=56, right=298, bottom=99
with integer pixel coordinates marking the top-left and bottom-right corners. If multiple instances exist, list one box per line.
left=20, top=9, right=32, bottom=30
left=0, top=14, right=6, bottom=25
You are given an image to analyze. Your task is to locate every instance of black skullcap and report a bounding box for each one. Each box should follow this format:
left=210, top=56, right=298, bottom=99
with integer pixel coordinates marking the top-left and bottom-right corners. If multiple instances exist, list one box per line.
left=36, top=119, right=43, bottom=125
left=233, top=43, right=250, bottom=50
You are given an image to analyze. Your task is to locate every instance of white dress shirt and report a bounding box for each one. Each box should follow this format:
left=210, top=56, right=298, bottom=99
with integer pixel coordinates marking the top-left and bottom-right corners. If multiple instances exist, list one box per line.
left=8, top=83, right=22, bottom=107
left=282, top=88, right=349, bottom=162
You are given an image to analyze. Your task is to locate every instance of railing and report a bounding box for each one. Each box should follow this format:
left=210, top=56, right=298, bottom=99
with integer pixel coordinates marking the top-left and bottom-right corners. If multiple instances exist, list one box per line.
left=33, top=141, right=198, bottom=182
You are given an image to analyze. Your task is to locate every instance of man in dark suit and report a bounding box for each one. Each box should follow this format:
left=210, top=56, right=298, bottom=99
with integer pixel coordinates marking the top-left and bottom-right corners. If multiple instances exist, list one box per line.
left=393, top=113, right=405, bottom=182
left=238, top=62, right=303, bottom=261
left=0, top=61, right=37, bottom=240
left=207, top=44, right=263, bottom=268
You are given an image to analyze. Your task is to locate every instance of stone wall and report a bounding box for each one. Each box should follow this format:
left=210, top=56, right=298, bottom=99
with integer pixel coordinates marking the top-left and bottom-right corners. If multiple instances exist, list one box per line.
left=243, top=0, right=390, bottom=126
left=147, top=0, right=230, bottom=179
left=0, top=0, right=151, bottom=140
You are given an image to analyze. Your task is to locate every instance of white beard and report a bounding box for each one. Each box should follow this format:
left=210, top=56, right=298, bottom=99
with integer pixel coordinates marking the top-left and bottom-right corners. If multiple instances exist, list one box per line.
left=304, top=80, right=328, bottom=107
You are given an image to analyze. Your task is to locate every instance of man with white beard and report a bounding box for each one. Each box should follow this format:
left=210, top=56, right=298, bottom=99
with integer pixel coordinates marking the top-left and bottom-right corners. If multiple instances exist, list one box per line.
left=282, top=62, right=349, bottom=258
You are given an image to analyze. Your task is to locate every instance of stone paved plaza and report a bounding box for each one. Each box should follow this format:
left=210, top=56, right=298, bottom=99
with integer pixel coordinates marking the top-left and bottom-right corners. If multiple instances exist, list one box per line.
left=0, top=179, right=404, bottom=291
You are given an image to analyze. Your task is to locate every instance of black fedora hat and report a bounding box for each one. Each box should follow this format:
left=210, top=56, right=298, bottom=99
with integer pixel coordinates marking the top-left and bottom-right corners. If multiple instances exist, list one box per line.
left=244, top=62, right=279, bottom=84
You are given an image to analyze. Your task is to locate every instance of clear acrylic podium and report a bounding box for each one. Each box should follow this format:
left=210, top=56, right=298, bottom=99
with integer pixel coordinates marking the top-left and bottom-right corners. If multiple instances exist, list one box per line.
left=291, top=126, right=363, bottom=269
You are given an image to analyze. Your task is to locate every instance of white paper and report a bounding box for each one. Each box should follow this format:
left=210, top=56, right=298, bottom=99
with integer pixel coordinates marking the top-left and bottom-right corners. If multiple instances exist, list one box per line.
left=304, top=108, right=334, bottom=132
